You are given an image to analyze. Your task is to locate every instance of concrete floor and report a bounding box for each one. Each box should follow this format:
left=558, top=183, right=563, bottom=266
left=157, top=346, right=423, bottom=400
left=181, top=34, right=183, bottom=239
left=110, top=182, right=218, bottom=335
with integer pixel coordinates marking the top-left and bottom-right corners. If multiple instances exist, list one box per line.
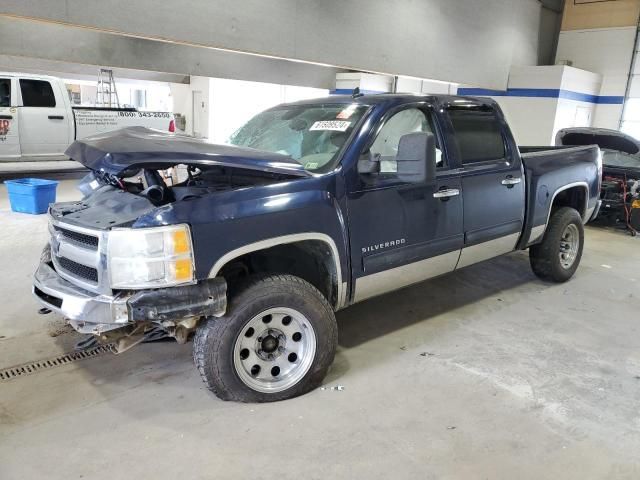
left=1, top=180, right=640, bottom=479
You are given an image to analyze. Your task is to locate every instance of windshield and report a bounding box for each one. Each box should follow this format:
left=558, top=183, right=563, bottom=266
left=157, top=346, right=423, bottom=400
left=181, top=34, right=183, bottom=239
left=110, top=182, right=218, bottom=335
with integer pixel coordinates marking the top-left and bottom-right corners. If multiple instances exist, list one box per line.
left=602, top=150, right=640, bottom=169
left=228, top=103, right=368, bottom=172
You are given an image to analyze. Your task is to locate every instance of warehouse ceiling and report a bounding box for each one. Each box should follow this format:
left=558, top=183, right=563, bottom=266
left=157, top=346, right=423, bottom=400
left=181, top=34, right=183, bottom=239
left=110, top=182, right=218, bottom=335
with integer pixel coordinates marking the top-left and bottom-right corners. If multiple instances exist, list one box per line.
left=0, top=0, right=563, bottom=89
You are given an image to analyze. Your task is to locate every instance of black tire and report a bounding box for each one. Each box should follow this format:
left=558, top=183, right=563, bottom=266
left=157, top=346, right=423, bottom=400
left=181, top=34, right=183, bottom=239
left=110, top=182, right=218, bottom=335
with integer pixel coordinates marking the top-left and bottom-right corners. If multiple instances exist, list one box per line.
left=529, top=207, right=584, bottom=282
left=193, top=274, right=337, bottom=402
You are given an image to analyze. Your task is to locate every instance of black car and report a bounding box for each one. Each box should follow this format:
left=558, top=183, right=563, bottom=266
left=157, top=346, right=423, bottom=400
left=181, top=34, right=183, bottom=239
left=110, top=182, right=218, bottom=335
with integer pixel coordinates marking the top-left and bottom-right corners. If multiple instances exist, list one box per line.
left=557, top=127, right=640, bottom=234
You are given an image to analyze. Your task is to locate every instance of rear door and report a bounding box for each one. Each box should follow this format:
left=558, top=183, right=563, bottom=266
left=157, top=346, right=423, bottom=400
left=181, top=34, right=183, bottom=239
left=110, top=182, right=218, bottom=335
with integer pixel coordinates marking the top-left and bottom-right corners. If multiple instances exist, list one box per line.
left=443, top=104, right=525, bottom=268
left=346, top=103, right=464, bottom=302
left=18, top=78, right=70, bottom=157
left=0, top=76, right=21, bottom=160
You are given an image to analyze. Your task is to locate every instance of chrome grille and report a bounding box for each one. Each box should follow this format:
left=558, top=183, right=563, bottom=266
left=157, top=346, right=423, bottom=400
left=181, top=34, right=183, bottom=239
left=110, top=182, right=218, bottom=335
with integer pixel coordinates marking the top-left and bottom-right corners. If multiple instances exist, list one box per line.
left=54, top=226, right=99, bottom=248
left=57, top=257, right=99, bottom=283
left=49, top=218, right=109, bottom=294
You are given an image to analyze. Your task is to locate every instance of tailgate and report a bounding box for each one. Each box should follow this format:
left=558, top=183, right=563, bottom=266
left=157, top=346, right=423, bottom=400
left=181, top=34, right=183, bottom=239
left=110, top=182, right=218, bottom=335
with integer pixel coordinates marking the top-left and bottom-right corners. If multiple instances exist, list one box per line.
left=72, top=108, right=173, bottom=140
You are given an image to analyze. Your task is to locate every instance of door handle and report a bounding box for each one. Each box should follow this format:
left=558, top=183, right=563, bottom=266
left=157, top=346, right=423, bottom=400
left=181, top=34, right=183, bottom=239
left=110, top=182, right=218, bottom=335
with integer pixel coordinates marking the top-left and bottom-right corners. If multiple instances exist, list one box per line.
left=0, top=115, right=12, bottom=120
left=48, top=115, right=64, bottom=120
left=501, top=177, right=522, bottom=187
left=433, top=188, right=460, bottom=199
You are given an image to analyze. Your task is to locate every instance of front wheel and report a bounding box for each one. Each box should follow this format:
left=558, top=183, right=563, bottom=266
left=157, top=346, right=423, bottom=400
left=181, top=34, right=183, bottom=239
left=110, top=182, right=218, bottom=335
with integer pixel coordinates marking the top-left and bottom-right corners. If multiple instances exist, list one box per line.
left=193, top=274, right=337, bottom=402
left=529, top=207, right=584, bottom=283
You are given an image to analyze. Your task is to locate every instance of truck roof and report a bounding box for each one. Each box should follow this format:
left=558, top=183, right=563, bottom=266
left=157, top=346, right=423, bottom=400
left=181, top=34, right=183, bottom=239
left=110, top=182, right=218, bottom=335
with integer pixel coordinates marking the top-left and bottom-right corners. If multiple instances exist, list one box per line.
left=0, top=71, right=59, bottom=81
left=285, top=93, right=498, bottom=108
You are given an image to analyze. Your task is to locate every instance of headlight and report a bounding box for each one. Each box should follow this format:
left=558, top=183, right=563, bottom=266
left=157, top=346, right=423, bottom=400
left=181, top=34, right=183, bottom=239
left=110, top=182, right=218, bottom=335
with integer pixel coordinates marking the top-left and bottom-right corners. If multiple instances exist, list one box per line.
left=107, top=224, right=195, bottom=289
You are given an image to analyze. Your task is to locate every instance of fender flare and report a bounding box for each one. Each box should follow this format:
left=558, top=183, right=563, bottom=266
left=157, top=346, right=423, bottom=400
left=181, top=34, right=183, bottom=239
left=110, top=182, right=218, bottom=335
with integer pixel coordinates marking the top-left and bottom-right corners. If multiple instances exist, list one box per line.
left=208, top=233, right=347, bottom=309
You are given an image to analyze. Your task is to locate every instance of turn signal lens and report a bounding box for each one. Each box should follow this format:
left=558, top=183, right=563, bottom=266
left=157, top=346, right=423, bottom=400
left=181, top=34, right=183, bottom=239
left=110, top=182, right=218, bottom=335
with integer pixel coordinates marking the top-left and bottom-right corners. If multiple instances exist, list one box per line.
left=632, top=200, right=640, bottom=209
left=173, top=258, right=193, bottom=282
left=172, top=229, right=190, bottom=255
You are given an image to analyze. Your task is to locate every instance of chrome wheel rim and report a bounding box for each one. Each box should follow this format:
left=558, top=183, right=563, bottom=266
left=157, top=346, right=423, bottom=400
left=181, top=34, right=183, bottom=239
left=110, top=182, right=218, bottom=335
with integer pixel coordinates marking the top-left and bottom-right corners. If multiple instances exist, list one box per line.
left=559, top=223, right=580, bottom=269
left=233, top=307, right=317, bottom=393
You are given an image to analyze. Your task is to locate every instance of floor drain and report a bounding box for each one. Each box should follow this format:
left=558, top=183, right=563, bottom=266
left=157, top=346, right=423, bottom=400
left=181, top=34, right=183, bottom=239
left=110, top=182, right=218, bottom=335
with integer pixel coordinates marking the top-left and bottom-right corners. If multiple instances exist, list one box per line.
left=0, top=344, right=115, bottom=382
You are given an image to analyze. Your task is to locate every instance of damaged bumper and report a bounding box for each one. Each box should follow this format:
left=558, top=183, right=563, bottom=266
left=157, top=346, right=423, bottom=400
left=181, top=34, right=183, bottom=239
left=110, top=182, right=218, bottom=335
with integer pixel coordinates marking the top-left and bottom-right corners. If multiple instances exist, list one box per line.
left=33, top=260, right=227, bottom=335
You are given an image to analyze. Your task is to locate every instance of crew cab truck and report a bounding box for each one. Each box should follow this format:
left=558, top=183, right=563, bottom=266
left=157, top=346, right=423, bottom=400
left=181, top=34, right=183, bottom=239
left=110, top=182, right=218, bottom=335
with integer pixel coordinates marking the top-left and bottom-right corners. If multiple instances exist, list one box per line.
left=32, top=94, right=601, bottom=402
left=0, top=72, right=174, bottom=162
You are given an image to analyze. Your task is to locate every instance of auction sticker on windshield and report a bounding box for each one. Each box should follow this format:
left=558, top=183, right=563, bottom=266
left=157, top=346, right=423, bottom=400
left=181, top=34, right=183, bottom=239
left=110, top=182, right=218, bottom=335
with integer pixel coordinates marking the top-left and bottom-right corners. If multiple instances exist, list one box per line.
left=310, top=120, right=351, bottom=132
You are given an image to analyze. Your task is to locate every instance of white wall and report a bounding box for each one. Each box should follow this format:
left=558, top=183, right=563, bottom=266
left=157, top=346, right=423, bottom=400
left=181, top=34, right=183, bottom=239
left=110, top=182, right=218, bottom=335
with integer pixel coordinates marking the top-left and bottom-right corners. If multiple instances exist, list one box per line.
left=395, top=77, right=459, bottom=95
left=169, top=83, right=192, bottom=134
left=556, top=27, right=636, bottom=129
left=171, top=77, right=328, bottom=143
left=209, top=78, right=328, bottom=143
left=336, top=73, right=458, bottom=95
left=471, top=65, right=603, bottom=145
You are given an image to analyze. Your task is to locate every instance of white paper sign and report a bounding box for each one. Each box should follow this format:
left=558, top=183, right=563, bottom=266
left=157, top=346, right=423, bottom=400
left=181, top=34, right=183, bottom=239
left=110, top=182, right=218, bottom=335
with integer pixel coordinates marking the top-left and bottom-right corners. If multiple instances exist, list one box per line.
left=309, top=120, right=351, bottom=132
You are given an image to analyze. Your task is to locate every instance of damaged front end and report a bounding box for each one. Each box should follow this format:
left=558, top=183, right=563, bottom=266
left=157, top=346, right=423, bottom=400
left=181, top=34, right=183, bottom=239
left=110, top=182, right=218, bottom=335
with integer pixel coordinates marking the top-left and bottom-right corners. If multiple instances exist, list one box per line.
left=34, top=239, right=227, bottom=353
left=32, top=127, right=309, bottom=351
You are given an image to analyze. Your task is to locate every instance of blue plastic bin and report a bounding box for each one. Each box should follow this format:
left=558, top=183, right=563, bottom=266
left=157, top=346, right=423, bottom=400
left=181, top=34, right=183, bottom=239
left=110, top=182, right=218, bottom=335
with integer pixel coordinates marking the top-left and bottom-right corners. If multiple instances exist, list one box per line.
left=5, top=178, right=59, bottom=214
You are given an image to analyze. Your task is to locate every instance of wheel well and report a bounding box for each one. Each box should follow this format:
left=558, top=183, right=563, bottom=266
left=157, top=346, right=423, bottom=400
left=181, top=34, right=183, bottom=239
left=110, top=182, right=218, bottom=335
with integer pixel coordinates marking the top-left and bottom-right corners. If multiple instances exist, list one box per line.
left=217, top=240, right=339, bottom=308
left=551, top=185, right=587, bottom=220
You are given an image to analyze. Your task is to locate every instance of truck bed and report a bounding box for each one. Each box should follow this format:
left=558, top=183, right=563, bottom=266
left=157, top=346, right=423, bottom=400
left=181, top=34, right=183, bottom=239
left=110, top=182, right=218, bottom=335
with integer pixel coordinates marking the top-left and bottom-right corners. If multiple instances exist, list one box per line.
left=518, top=144, right=601, bottom=248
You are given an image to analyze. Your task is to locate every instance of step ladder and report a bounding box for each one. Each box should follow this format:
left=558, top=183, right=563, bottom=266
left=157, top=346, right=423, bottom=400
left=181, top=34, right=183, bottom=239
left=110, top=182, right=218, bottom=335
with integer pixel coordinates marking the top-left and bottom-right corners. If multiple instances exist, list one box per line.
left=95, top=68, right=120, bottom=108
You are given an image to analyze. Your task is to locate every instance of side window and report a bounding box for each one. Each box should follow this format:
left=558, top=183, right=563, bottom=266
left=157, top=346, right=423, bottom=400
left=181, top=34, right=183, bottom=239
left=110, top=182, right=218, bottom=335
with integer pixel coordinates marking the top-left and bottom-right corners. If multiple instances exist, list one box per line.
left=370, top=108, right=443, bottom=173
left=447, top=107, right=505, bottom=164
left=0, top=79, right=10, bottom=107
left=19, top=79, right=56, bottom=107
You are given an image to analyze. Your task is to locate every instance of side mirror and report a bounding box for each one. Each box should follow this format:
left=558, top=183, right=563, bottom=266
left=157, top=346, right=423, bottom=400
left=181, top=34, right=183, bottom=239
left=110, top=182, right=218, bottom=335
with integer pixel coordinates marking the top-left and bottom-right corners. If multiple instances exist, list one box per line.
left=396, top=132, right=437, bottom=184
left=357, top=151, right=381, bottom=174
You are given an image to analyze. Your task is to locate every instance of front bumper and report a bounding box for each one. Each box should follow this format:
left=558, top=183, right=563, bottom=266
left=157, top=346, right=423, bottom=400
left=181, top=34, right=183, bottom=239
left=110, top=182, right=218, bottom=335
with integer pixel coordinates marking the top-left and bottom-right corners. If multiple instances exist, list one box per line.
left=34, top=261, right=128, bottom=334
left=33, top=260, right=227, bottom=335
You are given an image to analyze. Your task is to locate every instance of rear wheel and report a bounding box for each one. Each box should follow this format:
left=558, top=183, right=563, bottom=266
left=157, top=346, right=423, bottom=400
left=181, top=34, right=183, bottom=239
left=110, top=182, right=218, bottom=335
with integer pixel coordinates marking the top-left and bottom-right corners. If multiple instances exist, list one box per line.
left=530, top=207, right=584, bottom=282
left=193, top=274, right=337, bottom=402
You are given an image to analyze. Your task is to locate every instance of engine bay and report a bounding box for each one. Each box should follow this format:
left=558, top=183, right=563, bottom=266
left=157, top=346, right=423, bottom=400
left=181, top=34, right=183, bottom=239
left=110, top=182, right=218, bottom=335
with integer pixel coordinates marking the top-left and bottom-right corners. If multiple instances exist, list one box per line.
left=600, top=173, right=640, bottom=234
left=81, top=164, right=299, bottom=207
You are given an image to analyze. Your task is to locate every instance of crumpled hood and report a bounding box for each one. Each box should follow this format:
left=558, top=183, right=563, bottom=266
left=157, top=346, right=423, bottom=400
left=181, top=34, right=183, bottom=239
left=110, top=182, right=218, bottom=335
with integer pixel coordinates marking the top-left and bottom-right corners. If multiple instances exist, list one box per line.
left=556, top=127, right=640, bottom=155
left=65, top=127, right=310, bottom=177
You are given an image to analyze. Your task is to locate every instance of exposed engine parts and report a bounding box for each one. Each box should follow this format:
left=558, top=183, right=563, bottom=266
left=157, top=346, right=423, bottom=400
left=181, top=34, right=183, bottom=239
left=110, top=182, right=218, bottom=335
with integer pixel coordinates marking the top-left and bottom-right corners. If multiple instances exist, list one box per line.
left=600, top=174, right=640, bottom=235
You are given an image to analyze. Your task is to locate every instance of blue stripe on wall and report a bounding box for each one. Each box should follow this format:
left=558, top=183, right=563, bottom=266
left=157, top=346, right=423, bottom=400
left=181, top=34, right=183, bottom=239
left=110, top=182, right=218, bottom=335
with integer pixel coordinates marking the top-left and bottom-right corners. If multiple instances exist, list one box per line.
left=457, top=87, right=624, bottom=105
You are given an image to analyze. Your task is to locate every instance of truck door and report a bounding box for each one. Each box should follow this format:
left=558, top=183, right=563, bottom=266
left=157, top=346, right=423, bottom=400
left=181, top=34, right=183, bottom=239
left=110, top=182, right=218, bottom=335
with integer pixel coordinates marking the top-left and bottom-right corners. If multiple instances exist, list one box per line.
left=347, top=105, right=464, bottom=303
left=17, top=78, right=70, bottom=158
left=444, top=104, right=525, bottom=268
left=0, top=77, right=21, bottom=160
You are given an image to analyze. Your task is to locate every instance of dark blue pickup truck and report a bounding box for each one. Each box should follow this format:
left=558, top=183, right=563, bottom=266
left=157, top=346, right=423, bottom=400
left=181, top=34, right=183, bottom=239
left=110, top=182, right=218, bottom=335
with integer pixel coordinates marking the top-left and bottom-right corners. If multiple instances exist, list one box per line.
left=33, top=94, right=602, bottom=402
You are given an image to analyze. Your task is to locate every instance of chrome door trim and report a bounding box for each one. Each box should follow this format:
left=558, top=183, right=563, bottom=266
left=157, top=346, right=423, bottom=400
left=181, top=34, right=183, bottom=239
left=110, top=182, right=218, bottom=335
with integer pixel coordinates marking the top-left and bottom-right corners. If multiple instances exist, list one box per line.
left=433, top=188, right=460, bottom=198
left=501, top=177, right=522, bottom=185
left=353, top=250, right=460, bottom=303
left=208, top=233, right=345, bottom=310
left=456, top=233, right=520, bottom=269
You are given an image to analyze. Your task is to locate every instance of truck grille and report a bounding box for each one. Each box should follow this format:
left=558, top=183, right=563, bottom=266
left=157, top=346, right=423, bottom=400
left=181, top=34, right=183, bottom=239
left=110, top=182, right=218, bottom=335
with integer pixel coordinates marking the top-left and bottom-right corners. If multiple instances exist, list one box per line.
left=57, top=257, right=99, bottom=283
left=49, top=220, right=108, bottom=293
left=54, top=226, right=99, bottom=248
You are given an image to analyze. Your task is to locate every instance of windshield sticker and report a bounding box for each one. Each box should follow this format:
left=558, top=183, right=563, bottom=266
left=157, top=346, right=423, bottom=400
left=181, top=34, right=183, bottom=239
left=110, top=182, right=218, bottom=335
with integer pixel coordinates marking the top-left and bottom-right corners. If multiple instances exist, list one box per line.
left=310, top=120, right=351, bottom=132
left=305, top=162, right=319, bottom=170
left=336, top=105, right=358, bottom=119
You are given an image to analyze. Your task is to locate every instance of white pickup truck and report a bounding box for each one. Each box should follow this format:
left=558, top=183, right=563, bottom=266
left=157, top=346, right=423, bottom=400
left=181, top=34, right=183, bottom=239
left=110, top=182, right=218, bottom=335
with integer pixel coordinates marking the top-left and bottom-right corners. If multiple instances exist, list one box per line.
left=0, top=72, right=175, bottom=162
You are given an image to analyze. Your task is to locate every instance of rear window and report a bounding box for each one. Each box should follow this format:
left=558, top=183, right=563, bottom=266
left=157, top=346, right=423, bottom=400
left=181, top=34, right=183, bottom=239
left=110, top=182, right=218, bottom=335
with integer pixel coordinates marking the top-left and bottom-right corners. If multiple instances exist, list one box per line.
left=448, top=108, right=505, bottom=163
left=0, top=78, right=9, bottom=107
left=20, top=79, right=56, bottom=107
